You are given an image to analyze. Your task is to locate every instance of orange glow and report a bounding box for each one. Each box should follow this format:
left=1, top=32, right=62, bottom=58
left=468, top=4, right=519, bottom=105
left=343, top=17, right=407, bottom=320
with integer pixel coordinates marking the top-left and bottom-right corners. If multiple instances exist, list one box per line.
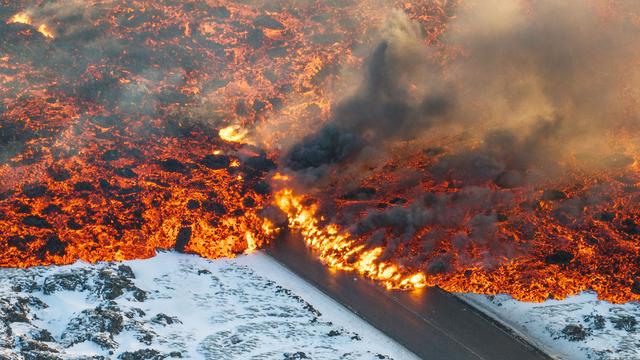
left=219, top=125, right=248, bottom=143
left=275, top=189, right=428, bottom=290
left=8, top=12, right=32, bottom=25
left=1, top=0, right=639, bottom=305
left=8, top=12, right=55, bottom=39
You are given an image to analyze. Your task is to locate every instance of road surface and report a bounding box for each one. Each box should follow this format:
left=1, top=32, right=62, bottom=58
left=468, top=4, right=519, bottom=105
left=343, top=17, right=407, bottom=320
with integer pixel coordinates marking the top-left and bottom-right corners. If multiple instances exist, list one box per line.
left=266, top=232, right=553, bottom=360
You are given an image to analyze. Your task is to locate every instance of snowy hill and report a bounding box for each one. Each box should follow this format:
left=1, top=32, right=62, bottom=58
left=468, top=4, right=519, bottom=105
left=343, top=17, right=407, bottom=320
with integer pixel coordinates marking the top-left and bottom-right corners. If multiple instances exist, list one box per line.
left=0, top=251, right=417, bottom=360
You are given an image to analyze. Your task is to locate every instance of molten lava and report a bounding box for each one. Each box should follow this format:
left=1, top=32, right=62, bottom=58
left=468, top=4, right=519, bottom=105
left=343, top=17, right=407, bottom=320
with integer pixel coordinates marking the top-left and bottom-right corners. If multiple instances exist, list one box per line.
left=1, top=0, right=640, bottom=305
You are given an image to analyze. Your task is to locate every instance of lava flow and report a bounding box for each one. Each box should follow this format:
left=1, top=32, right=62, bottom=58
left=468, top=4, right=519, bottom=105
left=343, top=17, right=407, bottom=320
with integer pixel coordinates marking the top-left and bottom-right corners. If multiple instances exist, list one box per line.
left=2, top=0, right=640, bottom=304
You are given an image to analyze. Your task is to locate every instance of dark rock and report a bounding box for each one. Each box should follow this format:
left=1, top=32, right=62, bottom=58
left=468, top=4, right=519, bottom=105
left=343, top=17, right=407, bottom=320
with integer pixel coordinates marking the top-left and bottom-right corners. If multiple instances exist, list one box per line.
left=389, top=197, right=407, bottom=205
left=545, top=250, right=574, bottom=265
left=243, top=156, right=276, bottom=173
left=252, top=181, right=271, bottom=195
left=133, top=289, right=147, bottom=302
left=115, top=167, right=138, bottom=179
left=67, top=219, right=83, bottom=230
left=30, top=329, right=54, bottom=343
left=201, top=154, right=230, bottom=169
left=621, top=218, right=640, bottom=235
left=61, top=305, right=124, bottom=349
left=101, top=150, right=120, bottom=161
left=43, top=272, right=89, bottom=294
left=202, top=201, right=227, bottom=215
left=118, top=349, right=166, bottom=360
left=253, top=15, right=285, bottom=30
left=74, top=181, right=95, bottom=192
left=541, top=189, right=567, bottom=201
left=15, top=201, right=32, bottom=214
left=186, top=200, right=200, bottom=210
left=159, top=158, right=187, bottom=173
left=598, top=212, right=615, bottom=222
left=632, top=279, right=640, bottom=295
left=175, top=227, right=192, bottom=253
left=284, top=352, right=309, bottom=359
left=611, top=315, right=637, bottom=332
left=39, top=235, right=67, bottom=258
left=22, top=215, right=52, bottom=229
left=10, top=275, right=40, bottom=293
left=561, top=324, right=587, bottom=341
left=151, top=313, right=182, bottom=326
left=341, top=187, right=376, bottom=200
left=42, top=204, right=63, bottom=215
left=242, top=197, right=255, bottom=208
left=583, top=314, right=606, bottom=330
left=47, top=167, right=71, bottom=182
left=7, top=235, right=36, bottom=252
left=23, top=185, right=47, bottom=198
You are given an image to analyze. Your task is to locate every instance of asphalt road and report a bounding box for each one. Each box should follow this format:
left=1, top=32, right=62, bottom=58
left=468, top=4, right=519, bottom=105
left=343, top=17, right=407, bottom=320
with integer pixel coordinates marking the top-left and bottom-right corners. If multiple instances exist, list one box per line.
left=266, top=232, right=552, bottom=360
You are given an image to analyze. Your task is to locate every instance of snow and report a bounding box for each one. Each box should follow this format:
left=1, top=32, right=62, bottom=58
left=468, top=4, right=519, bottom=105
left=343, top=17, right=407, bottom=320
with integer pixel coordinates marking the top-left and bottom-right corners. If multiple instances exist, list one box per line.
left=461, top=292, right=640, bottom=360
left=0, top=250, right=419, bottom=359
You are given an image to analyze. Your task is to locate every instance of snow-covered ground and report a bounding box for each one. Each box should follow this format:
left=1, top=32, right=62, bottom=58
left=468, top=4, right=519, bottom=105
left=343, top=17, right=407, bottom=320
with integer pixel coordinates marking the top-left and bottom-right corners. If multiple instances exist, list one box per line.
left=0, top=251, right=418, bottom=360
left=461, top=292, right=640, bottom=360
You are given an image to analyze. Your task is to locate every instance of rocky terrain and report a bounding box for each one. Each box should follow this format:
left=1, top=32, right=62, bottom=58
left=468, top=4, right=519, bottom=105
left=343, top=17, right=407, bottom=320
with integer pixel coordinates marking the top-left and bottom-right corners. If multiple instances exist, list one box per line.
left=0, top=251, right=415, bottom=359
left=462, top=293, right=640, bottom=360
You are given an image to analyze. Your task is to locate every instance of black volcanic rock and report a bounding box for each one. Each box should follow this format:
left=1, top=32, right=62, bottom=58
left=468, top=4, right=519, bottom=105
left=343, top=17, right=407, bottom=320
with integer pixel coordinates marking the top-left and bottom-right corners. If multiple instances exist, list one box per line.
left=47, top=167, right=71, bottom=182
left=186, top=200, right=200, bottom=210
left=253, top=15, right=285, bottom=30
left=159, top=158, right=188, bottom=173
left=40, top=235, right=67, bottom=257
left=22, top=215, right=52, bottom=229
left=61, top=304, right=124, bottom=349
left=174, top=227, right=192, bottom=253
left=243, top=155, right=276, bottom=173
left=203, top=201, right=227, bottom=215
left=119, top=349, right=165, bottom=360
left=621, top=218, right=640, bottom=235
left=252, top=181, right=271, bottom=195
left=341, top=187, right=376, bottom=200
left=561, top=324, right=587, bottom=341
left=101, top=149, right=120, bottom=161
left=201, top=154, right=230, bottom=170
left=74, top=181, right=95, bottom=192
left=115, top=167, right=138, bottom=179
left=545, top=250, right=574, bottom=265
left=23, top=185, right=47, bottom=198
left=43, top=272, right=89, bottom=295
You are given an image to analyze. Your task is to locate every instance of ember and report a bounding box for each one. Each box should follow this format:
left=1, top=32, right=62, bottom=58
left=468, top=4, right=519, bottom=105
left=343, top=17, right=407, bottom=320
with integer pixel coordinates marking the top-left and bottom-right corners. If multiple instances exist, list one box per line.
left=1, top=0, right=640, bottom=304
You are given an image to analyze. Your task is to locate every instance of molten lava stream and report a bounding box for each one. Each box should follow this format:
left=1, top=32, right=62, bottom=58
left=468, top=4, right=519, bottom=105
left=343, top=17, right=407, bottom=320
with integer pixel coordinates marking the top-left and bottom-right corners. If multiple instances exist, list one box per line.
left=275, top=188, right=427, bottom=290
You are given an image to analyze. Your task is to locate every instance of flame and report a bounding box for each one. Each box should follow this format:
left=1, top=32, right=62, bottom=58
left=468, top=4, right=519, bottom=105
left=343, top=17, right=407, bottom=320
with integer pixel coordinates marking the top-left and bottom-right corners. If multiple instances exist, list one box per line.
left=37, top=24, right=55, bottom=39
left=219, top=125, right=249, bottom=143
left=8, top=12, right=55, bottom=39
left=275, top=188, right=427, bottom=290
left=8, top=12, right=32, bottom=25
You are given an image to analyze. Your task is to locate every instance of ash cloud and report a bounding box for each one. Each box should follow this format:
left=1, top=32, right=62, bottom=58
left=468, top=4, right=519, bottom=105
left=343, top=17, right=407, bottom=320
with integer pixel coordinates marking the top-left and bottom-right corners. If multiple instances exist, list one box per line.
left=285, top=0, right=640, bottom=183
left=280, top=0, right=640, bottom=271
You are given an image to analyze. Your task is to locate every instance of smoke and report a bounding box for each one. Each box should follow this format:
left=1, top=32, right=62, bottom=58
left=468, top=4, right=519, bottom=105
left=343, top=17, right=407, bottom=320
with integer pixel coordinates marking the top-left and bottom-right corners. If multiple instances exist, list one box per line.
left=285, top=0, right=640, bottom=184
left=278, top=0, right=640, bottom=271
